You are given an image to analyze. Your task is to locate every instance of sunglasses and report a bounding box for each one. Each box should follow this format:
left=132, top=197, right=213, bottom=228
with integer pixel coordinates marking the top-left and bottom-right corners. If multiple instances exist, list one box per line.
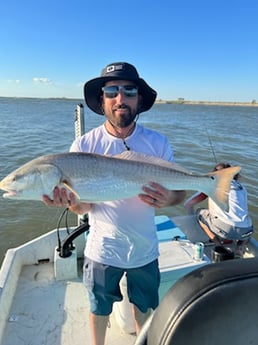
left=102, top=85, right=138, bottom=98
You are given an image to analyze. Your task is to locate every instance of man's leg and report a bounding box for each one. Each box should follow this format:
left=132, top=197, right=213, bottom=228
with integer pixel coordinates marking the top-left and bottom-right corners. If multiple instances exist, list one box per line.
left=89, top=313, right=109, bottom=345
left=84, top=258, right=123, bottom=345
left=199, top=220, right=221, bottom=245
left=127, top=260, right=159, bottom=335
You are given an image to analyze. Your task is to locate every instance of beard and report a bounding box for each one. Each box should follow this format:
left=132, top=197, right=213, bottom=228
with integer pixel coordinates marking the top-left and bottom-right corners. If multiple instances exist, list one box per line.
left=108, top=104, right=138, bottom=128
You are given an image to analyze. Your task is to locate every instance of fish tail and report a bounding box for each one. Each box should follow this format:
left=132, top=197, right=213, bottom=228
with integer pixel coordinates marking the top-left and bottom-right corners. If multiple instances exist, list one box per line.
left=206, top=166, right=241, bottom=211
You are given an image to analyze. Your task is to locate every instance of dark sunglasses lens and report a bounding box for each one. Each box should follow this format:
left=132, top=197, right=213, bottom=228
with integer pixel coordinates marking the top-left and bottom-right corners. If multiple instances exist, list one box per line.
left=102, top=86, right=138, bottom=98
left=123, top=86, right=138, bottom=97
left=103, top=86, right=119, bottom=98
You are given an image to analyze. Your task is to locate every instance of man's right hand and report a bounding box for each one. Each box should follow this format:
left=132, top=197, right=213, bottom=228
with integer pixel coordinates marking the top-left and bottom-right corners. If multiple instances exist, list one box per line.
left=42, top=187, right=92, bottom=215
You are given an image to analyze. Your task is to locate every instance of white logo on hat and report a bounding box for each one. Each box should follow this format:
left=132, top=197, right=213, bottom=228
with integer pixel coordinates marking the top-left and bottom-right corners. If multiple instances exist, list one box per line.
left=107, top=66, right=115, bottom=73
left=106, top=64, right=123, bottom=73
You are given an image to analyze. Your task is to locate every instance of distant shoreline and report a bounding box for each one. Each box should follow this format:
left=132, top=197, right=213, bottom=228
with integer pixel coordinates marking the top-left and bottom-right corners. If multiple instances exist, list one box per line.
left=155, top=100, right=258, bottom=107
left=0, top=96, right=257, bottom=107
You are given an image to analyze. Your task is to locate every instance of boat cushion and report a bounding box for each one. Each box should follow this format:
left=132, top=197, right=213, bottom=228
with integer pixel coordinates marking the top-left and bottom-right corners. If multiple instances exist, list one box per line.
left=135, top=257, right=258, bottom=345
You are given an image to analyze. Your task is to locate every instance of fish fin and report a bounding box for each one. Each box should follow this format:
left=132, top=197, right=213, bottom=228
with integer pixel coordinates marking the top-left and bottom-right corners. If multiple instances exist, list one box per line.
left=63, top=180, right=81, bottom=200
left=114, top=151, right=193, bottom=174
left=206, top=166, right=241, bottom=211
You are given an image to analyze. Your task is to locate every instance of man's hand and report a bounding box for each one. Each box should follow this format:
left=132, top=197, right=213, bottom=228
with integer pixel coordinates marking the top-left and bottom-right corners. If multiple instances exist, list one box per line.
left=138, top=182, right=186, bottom=208
left=42, top=187, right=92, bottom=215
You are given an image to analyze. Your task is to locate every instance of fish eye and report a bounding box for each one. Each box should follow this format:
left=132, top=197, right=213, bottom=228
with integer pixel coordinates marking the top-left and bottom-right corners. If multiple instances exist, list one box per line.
left=11, top=174, right=22, bottom=183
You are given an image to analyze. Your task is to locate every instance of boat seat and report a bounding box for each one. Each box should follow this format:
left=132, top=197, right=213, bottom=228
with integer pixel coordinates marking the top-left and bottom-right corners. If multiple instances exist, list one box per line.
left=135, top=257, right=258, bottom=345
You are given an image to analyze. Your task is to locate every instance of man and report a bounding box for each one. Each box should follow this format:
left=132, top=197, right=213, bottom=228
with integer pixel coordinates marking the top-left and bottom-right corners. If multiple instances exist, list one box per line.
left=184, top=162, right=253, bottom=253
left=43, top=62, right=185, bottom=345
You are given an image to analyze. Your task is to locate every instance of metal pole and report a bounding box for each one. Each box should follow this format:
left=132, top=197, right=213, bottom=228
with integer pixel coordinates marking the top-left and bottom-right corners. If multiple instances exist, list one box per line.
left=74, top=103, right=85, bottom=138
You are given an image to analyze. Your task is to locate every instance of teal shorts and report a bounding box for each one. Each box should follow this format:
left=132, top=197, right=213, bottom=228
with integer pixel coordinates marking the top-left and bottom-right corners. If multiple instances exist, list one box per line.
left=83, top=257, right=160, bottom=315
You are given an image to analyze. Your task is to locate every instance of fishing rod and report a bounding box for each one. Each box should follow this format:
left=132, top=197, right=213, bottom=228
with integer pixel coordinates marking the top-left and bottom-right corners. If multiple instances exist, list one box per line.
left=205, top=127, right=218, bottom=164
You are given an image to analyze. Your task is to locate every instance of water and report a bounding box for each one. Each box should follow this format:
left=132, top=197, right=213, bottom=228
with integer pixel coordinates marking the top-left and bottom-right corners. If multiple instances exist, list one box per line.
left=0, top=98, right=257, bottom=264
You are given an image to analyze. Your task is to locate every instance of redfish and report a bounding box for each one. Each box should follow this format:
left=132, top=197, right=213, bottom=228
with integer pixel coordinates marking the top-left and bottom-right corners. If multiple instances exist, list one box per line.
left=0, top=151, right=240, bottom=211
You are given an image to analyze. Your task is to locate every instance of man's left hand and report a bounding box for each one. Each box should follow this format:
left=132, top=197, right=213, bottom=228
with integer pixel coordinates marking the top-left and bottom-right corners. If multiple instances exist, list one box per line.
left=138, top=182, right=185, bottom=208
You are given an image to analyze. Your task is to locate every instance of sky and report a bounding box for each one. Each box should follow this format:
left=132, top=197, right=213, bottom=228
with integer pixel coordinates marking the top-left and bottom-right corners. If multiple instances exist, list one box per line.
left=0, top=0, right=258, bottom=102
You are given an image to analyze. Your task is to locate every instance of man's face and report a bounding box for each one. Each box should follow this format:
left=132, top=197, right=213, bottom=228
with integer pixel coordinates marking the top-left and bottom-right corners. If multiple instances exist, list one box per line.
left=101, top=80, right=141, bottom=128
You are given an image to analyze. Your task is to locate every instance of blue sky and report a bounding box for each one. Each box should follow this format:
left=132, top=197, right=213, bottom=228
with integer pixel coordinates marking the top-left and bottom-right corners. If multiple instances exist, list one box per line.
left=1, top=0, right=257, bottom=102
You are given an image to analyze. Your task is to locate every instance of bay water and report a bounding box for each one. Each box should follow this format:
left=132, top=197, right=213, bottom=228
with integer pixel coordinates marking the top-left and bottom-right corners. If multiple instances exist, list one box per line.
left=0, top=97, right=257, bottom=264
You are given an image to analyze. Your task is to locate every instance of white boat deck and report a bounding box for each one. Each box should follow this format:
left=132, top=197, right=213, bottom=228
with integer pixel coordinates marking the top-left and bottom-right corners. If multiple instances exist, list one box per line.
left=2, top=261, right=137, bottom=345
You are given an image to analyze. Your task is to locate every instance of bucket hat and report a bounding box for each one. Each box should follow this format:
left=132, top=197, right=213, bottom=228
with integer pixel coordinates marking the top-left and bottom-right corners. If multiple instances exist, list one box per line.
left=84, top=62, right=157, bottom=115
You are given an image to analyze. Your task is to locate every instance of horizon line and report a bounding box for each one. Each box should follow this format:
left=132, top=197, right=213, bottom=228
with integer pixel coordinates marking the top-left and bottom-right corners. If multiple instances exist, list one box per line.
left=0, top=96, right=257, bottom=107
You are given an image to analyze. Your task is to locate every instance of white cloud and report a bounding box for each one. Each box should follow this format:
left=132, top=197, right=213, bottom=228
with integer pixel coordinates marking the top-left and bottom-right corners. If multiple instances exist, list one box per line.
left=7, top=79, right=21, bottom=84
left=33, top=77, right=52, bottom=84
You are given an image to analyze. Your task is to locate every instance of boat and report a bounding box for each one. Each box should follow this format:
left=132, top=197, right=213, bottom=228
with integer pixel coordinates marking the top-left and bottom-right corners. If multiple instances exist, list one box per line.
left=1, top=212, right=258, bottom=345
left=0, top=105, right=258, bottom=345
